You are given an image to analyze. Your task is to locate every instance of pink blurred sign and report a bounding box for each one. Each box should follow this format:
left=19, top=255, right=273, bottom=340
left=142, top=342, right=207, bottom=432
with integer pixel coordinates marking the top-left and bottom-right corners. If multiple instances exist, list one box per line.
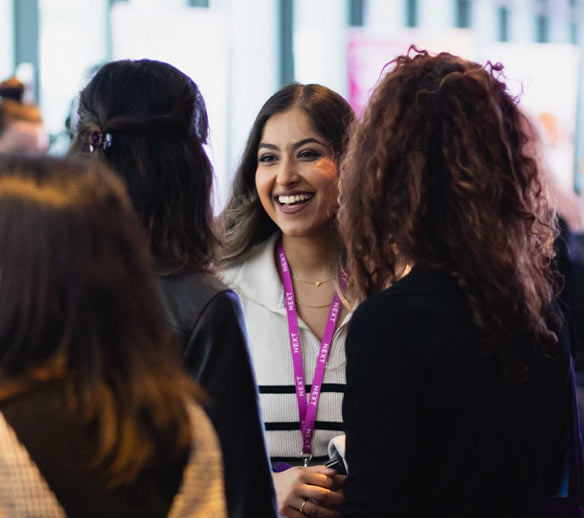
left=347, top=30, right=476, bottom=115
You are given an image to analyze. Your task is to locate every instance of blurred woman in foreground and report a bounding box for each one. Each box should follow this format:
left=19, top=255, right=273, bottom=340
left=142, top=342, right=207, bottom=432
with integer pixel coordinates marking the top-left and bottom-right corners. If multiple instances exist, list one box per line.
left=0, top=155, right=225, bottom=517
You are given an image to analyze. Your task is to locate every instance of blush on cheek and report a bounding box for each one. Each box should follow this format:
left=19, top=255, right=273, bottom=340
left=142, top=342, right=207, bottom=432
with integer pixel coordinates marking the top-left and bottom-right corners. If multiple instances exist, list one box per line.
left=319, top=158, right=338, bottom=179
left=255, top=171, right=271, bottom=212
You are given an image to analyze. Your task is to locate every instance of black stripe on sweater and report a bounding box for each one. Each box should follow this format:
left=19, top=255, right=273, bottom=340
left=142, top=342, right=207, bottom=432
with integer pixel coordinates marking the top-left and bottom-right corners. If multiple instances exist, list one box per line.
left=259, top=383, right=345, bottom=394
left=271, top=455, right=329, bottom=464
left=265, top=421, right=344, bottom=431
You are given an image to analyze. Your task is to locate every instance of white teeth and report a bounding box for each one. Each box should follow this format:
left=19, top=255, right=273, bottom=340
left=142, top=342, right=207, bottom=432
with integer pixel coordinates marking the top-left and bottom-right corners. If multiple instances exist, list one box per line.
left=277, top=193, right=314, bottom=205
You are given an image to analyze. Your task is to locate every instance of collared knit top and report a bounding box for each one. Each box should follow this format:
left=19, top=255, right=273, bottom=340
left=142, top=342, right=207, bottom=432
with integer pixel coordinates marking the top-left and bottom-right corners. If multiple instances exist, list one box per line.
left=219, top=233, right=350, bottom=465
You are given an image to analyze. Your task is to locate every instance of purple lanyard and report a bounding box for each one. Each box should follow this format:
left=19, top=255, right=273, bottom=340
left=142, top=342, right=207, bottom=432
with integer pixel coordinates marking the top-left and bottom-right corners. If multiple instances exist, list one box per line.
left=277, top=241, right=344, bottom=465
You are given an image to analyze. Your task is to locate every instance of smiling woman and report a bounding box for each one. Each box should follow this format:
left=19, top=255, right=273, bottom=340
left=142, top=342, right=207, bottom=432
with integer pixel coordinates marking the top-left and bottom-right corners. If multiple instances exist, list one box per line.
left=219, top=83, right=355, bottom=518
left=255, top=108, right=339, bottom=240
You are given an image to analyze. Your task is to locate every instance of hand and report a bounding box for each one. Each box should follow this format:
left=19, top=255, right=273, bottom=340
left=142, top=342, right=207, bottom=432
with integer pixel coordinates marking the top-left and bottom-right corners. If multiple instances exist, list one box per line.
left=273, top=465, right=344, bottom=517
left=332, top=473, right=346, bottom=491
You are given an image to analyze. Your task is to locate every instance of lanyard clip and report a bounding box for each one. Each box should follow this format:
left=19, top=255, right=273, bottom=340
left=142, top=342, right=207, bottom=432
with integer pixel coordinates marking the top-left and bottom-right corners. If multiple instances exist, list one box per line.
left=302, top=453, right=312, bottom=467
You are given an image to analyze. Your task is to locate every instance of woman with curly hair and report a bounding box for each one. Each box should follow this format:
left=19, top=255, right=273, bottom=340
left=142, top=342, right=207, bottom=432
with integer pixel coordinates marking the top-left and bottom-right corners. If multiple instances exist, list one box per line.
left=219, top=83, right=354, bottom=517
left=338, top=49, right=572, bottom=517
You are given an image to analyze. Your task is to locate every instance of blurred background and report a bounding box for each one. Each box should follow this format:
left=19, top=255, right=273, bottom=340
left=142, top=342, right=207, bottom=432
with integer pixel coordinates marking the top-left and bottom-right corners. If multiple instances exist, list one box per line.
left=1, top=0, right=583, bottom=206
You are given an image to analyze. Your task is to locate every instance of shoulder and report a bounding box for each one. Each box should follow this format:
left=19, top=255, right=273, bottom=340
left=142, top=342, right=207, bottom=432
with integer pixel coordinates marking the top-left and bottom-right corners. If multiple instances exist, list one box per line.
left=159, top=271, right=230, bottom=301
left=171, top=400, right=227, bottom=518
left=217, top=233, right=283, bottom=309
left=347, top=266, right=474, bottom=362
left=184, top=399, right=222, bottom=450
left=216, top=261, right=244, bottom=290
left=217, top=234, right=278, bottom=282
left=0, top=409, right=66, bottom=517
left=353, top=266, right=467, bottom=325
left=157, top=272, right=238, bottom=332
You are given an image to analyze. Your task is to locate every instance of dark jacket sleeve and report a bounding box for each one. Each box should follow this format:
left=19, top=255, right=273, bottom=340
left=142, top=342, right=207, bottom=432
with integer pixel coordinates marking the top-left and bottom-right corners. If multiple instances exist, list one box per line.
left=184, top=290, right=278, bottom=518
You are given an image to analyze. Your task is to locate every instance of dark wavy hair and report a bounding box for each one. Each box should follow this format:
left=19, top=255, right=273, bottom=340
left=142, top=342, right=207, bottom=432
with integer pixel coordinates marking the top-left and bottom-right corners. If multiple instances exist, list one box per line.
left=220, top=83, right=355, bottom=264
left=0, top=154, right=197, bottom=484
left=339, top=49, right=559, bottom=383
left=69, top=59, right=218, bottom=275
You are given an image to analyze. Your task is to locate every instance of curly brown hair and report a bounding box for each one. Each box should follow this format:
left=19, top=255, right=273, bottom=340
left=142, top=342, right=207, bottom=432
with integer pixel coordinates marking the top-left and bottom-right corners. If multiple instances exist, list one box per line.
left=339, top=48, right=559, bottom=383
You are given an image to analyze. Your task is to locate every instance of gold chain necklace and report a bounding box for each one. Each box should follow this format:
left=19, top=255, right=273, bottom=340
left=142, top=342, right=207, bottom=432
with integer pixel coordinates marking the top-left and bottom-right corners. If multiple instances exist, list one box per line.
left=292, top=275, right=335, bottom=288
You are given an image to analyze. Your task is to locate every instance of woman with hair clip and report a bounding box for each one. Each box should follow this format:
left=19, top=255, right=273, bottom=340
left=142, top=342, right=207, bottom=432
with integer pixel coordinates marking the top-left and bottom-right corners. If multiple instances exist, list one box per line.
left=338, top=49, right=572, bottom=518
left=0, top=155, right=225, bottom=517
left=219, top=83, right=355, bottom=518
left=69, top=59, right=276, bottom=518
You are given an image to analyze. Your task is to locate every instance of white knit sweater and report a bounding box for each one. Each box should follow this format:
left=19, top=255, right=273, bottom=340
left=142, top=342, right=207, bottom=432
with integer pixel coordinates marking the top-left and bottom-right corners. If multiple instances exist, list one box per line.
left=219, top=233, right=350, bottom=465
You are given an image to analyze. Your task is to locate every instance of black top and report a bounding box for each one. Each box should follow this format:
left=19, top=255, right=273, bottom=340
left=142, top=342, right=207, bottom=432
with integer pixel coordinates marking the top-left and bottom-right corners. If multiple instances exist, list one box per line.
left=341, top=266, right=571, bottom=518
left=157, top=272, right=278, bottom=518
left=555, top=217, right=584, bottom=354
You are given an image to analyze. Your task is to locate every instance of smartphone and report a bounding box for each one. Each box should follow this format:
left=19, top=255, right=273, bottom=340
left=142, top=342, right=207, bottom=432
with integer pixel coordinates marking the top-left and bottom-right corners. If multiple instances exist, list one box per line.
left=324, top=456, right=347, bottom=475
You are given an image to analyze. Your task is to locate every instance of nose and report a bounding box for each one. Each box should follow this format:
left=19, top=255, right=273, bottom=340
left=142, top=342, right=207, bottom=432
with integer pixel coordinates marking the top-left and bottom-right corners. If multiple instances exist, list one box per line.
left=276, top=156, right=300, bottom=187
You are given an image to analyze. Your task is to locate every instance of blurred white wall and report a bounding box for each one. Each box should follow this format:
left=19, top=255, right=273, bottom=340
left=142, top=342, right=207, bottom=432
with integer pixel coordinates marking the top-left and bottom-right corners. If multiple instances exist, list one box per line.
left=2, top=0, right=581, bottom=192
left=218, top=0, right=279, bottom=193
left=419, top=0, right=453, bottom=30
left=0, top=0, right=13, bottom=80
left=365, top=0, right=404, bottom=33
left=112, top=3, right=230, bottom=206
left=294, top=0, right=348, bottom=97
left=112, top=0, right=280, bottom=208
left=39, top=0, right=108, bottom=139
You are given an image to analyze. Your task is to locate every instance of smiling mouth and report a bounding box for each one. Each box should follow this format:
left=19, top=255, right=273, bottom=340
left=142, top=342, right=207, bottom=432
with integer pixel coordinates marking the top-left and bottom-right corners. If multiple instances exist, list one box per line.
left=276, top=193, right=315, bottom=206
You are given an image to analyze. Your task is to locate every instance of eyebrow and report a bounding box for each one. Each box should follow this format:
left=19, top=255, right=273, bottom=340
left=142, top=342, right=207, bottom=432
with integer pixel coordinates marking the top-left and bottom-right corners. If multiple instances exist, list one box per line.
left=258, top=137, right=326, bottom=151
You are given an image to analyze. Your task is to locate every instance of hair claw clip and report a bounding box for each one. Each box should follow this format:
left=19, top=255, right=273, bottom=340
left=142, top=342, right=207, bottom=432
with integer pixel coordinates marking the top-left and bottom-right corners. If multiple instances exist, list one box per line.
left=89, top=131, right=112, bottom=152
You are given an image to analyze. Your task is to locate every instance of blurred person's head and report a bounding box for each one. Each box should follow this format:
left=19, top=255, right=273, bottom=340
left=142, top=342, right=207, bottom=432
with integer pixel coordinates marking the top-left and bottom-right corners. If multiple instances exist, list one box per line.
left=0, top=154, right=196, bottom=484
left=522, top=109, right=584, bottom=233
left=0, top=77, right=48, bottom=154
left=69, top=59, right=217, bottom=275
left=339, top=49, right=558, bottom=383
left=220, top=83, right=354, bottom=264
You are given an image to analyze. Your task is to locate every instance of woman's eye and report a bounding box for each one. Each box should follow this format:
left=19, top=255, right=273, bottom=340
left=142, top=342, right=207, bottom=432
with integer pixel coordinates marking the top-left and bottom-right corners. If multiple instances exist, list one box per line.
left=298, top=149, right=320, bottom=160
left=258, top=154, right=277, bottom=163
